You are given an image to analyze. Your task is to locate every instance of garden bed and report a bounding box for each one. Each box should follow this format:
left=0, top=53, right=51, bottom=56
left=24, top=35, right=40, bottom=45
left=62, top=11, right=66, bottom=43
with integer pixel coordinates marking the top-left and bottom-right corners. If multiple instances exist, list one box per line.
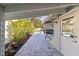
left=5, top=34, right=31, bottom=56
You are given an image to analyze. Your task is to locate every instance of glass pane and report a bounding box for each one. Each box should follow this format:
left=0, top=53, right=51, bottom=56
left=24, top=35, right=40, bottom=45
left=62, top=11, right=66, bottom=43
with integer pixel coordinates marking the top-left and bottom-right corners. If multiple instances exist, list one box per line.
left=46, top=29, right=53, bottom=34
left=62, top=16, right=74, bottom=37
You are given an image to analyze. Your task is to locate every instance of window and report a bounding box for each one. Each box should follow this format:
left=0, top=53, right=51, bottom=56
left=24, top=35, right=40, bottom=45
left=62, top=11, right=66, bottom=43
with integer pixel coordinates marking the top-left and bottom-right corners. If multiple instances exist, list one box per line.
left=46, top=29, right=53, bottom=34
left=62, top=16, right=74, bottom=37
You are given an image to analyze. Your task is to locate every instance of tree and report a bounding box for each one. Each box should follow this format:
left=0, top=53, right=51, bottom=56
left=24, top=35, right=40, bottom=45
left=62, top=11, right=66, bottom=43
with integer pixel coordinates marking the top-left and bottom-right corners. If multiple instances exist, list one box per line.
left=30, top=17, right=43, bottom=28
left=7, top=18, right=35, bottom=44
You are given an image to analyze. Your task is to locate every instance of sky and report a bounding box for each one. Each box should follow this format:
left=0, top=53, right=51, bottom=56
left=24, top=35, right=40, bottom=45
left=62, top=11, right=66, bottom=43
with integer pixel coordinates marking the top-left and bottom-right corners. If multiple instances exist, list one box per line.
left=38, top=16, right=48, bottom=22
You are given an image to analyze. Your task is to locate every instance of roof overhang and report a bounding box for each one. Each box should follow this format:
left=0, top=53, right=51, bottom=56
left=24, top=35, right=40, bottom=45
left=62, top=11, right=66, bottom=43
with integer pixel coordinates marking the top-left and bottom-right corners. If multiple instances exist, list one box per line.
left=0, top=3, right=79, bottom=20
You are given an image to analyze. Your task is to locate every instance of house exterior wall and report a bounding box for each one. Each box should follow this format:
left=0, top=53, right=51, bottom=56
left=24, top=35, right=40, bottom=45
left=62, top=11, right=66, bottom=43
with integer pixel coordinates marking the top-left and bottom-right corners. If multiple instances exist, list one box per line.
left=59, top=6, right=79, bottom=56
left=49, top=19, right=61, bottom=51
left=59, top=7, right=77, bottom=56
left=44, top=19, right=61, bottom=51
left=43, top=6, right=79, bottom=55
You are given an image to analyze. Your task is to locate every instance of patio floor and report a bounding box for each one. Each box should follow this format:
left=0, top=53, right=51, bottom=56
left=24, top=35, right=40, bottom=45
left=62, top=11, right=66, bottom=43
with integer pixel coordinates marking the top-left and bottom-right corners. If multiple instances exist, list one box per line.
left=15, top=31, right=63, bottom=56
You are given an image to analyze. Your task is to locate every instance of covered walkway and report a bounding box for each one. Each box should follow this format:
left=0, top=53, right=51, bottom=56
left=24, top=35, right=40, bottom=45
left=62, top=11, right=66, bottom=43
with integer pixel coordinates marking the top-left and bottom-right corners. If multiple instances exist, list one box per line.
left=15, top=31, right=63, bottom=56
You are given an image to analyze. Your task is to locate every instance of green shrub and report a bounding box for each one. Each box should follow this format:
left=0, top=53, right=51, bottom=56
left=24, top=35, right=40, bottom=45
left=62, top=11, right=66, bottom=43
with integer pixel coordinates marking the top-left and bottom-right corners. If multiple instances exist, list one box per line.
left=7, top=18, right=35, bottom=44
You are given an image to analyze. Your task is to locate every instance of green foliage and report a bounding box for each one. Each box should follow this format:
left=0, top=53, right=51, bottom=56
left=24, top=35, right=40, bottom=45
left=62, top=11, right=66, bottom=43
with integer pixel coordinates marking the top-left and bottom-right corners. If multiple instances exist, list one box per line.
left=30, top=17, right=43, bottom=28
left=7, top=17, right=43, bottom=44
left=7, top=19, right=35, bottom=44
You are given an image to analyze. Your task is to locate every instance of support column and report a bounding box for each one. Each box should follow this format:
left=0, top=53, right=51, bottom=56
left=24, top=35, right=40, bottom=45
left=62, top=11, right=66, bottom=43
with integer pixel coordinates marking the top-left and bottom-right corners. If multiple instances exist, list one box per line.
left=0, top=5, right=5, bottom=56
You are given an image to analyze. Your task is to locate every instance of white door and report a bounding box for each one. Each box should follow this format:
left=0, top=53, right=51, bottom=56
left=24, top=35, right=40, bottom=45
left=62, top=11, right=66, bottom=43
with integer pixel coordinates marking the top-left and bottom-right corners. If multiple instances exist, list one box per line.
left=61, top=11, right=79, bottom=56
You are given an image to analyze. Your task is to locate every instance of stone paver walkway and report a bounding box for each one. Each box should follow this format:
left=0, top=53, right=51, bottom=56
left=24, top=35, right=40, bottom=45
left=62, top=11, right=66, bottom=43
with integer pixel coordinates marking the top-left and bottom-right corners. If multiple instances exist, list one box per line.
left=15, top=31, right=63, bottom=56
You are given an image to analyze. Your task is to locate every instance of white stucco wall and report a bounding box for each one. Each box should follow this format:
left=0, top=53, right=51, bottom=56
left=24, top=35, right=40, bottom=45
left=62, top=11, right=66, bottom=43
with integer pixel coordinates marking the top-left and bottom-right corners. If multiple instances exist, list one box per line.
left=44, top=19, right=61, bottom=51
left=50, top=20, right=61, bottom=51
left=59, top=6, right=79, bottom=56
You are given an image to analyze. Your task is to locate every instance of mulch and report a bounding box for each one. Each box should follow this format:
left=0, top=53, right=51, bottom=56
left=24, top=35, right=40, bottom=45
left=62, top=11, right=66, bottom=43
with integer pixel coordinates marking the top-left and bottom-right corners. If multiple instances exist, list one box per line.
left=5, top=34, right=31, bottom=56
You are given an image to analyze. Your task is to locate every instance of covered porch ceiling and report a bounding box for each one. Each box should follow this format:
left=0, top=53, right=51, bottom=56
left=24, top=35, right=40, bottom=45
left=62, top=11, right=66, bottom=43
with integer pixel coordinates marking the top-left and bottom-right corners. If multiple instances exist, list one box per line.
left=1, top=3, right=79, bottom=20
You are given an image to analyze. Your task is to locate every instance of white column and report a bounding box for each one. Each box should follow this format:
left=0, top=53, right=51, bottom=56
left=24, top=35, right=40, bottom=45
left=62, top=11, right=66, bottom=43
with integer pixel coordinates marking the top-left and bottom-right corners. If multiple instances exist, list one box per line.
left=0, top=6, right=5, bottom=56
